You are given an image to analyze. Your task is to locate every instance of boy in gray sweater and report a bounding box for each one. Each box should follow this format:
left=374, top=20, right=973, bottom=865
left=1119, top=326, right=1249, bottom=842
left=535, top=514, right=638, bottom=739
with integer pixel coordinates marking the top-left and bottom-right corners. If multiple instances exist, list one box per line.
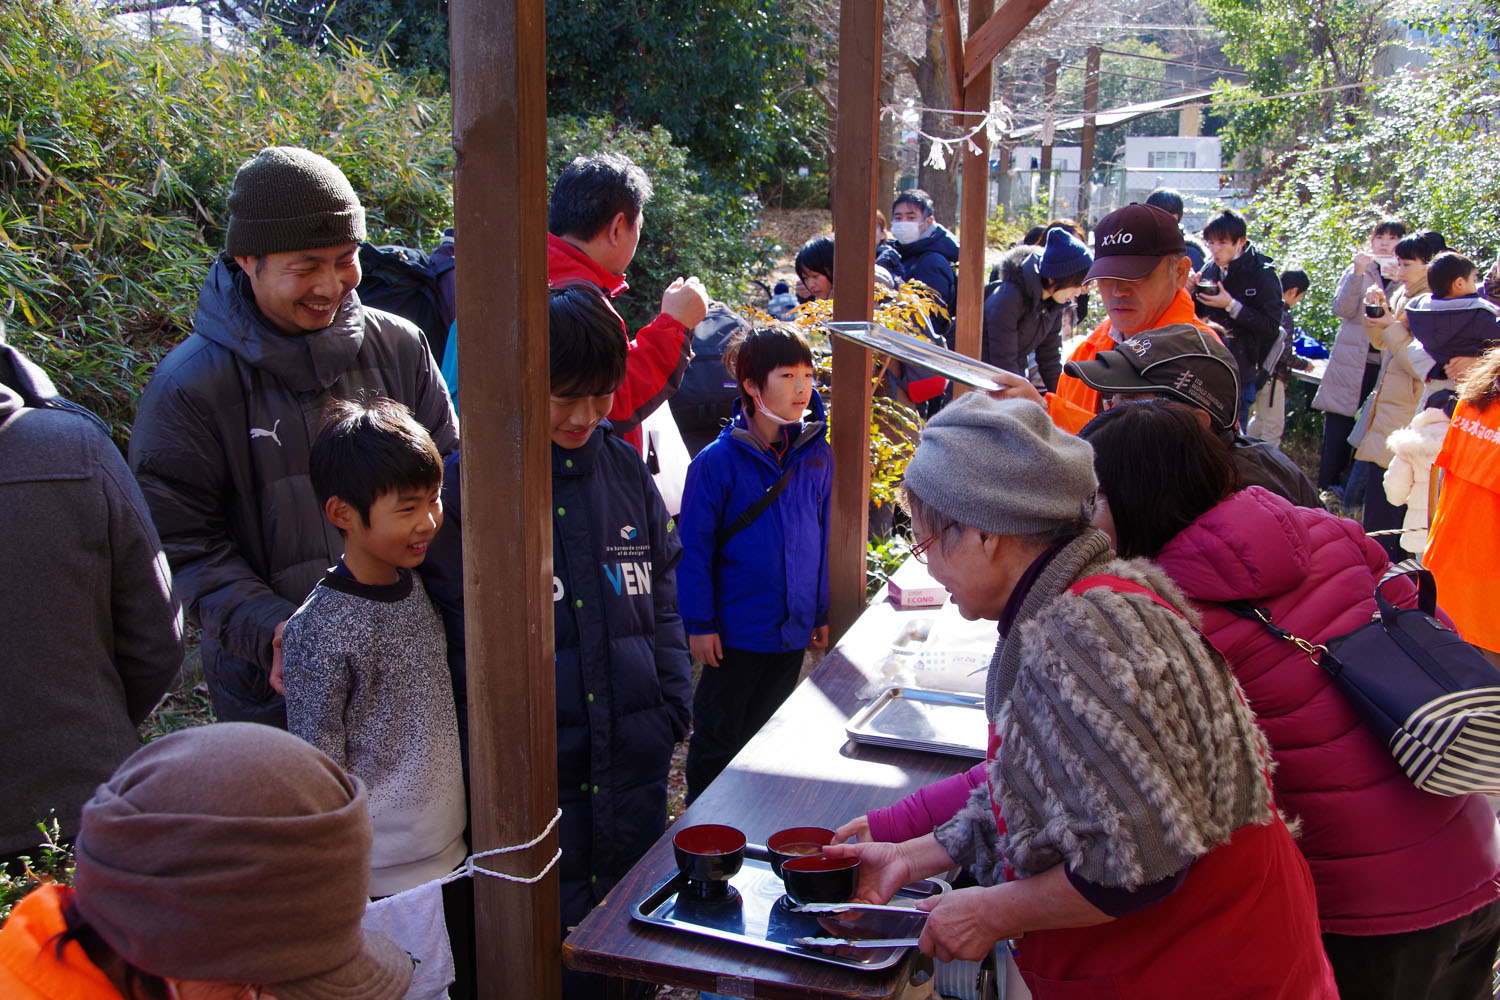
left=281, top=397, right=466, bottom=897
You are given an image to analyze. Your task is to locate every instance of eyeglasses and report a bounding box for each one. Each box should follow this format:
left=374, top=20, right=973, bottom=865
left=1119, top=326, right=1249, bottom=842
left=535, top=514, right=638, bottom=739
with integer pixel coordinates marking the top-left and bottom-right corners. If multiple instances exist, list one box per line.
left=910, top=523, right=955, bottom=563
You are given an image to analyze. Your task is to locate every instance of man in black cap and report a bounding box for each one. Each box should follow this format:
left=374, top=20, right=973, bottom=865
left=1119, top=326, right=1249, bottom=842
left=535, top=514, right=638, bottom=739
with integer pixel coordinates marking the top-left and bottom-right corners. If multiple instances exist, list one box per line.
left=1065, top=324, right=1319, bottom=507
left=130, top=146, right=458, bottom=727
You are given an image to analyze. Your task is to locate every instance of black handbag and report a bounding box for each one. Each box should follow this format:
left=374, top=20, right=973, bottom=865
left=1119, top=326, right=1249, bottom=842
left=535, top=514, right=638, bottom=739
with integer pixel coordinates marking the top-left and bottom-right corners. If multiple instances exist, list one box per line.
left=1226, top=568, right=1500, bottom=796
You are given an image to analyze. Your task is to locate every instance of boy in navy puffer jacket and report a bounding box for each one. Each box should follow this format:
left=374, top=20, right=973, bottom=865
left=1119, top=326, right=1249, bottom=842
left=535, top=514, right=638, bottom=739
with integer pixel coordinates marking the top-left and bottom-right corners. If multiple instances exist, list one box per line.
left=422, top=283, right=691, bottom=1000
left=677, top=324, right=832, bottom=803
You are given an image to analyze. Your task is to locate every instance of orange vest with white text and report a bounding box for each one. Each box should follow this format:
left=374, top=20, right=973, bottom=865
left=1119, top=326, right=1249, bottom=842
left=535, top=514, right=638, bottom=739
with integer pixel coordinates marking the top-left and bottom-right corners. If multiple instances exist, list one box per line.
left=1426, top=398, right=1500, bottom=652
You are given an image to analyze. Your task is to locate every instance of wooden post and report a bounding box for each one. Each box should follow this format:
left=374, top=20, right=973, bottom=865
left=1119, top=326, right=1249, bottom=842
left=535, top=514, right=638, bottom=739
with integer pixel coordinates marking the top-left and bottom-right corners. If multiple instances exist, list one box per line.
left=953, top=0, right=994, bottom=362
left=449, top=2, right=559, bottom=998
left=827, top=0, right=883, bottom=642
left=1079, top=45, right=1100, bottom=225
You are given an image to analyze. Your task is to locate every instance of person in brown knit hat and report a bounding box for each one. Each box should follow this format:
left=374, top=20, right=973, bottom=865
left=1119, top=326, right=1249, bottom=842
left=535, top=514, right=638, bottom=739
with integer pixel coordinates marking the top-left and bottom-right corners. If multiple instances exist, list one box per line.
left=0, top=722, right=413, bottom=999
left=128, top=147, right=458, bottom=728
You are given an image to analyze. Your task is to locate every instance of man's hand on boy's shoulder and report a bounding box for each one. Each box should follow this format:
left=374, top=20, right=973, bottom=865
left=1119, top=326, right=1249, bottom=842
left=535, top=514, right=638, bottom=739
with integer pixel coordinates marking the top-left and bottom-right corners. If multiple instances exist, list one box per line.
left=661, top=276, right=709, bottom=329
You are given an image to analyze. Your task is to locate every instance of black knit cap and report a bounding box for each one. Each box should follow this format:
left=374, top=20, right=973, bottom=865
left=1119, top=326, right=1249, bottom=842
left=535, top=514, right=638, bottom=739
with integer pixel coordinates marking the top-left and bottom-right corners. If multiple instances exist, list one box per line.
left=225, top=146, right=367, bottom=257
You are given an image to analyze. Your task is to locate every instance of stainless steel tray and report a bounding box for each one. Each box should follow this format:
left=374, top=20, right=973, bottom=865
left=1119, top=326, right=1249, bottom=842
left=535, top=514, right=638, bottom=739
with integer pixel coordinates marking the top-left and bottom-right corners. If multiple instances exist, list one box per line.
left=845, top=687, right=988, bottom=759
left=631, top=844, right=946, bottom=971
left=824, top=321, right=1015, bottom=391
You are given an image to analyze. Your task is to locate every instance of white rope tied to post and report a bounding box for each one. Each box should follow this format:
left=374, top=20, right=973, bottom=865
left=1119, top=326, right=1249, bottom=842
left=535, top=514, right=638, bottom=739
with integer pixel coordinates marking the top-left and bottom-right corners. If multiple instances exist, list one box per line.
left=438, top=807, right=563, bottom=886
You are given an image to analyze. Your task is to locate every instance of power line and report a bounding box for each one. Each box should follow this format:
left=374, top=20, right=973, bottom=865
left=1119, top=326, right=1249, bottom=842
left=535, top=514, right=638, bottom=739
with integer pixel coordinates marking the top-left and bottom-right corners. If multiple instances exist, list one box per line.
left=1097, top=47, right=1250, bottom=78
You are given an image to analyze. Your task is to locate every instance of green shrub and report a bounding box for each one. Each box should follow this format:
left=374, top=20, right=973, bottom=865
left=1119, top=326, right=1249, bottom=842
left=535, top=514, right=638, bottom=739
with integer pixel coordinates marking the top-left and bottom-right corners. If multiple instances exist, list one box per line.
left=0, top=2, right=774, bottom=445
left=1241, top=44, right=1500, bottom=445
left=0, top=0, right=453, bottom=442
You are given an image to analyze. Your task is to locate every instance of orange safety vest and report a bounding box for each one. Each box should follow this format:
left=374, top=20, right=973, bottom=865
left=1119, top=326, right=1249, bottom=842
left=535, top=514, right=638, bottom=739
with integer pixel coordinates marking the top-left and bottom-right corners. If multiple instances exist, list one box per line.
left=1426, top=398, right=1500, bottom=652
left=0, top=884, right=125, bottom=1000
left=1046, top=288, right=1216, bottom=435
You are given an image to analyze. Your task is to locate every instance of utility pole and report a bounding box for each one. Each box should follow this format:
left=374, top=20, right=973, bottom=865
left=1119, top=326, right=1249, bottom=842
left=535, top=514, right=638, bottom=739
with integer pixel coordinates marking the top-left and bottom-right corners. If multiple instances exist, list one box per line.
left=1039, top=56, right=1058, bottom=213
left=1079, top=45, right=1100, bottom=224
left=1039, top=56, right=1058, bottom=176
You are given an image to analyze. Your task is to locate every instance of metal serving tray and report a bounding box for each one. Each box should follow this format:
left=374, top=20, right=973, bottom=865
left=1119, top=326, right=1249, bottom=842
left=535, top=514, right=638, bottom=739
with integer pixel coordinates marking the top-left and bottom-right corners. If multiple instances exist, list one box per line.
left=824, top=321, right=1016, bottom=391
left=845, top=687, right=988, bottom=759
left=632, top=844, right=946, bottom=971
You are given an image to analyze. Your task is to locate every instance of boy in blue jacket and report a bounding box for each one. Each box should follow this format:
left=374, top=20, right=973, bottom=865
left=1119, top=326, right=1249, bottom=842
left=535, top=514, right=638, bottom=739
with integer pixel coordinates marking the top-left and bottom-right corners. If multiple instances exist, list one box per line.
left=677, top=324, right=832, bottom=803
left=422, top=283, right=691, bottom=1000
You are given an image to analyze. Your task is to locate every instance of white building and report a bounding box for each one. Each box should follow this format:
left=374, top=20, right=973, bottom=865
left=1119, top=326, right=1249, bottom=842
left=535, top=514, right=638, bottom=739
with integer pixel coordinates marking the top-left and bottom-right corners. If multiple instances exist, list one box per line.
left=1120, top=136, right=1236, bottom=226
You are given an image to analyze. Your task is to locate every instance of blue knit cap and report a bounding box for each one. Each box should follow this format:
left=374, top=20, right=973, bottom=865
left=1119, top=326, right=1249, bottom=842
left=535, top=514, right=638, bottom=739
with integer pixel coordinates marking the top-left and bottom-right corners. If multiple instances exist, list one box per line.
left=1039, top=227, right=1093, bottom=279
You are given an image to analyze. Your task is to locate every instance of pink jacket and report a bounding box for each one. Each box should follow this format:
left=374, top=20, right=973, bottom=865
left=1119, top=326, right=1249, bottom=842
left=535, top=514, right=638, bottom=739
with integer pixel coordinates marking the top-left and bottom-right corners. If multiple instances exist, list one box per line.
left=867, top=762, right=985, bottom=844
left=1155, top=486, right=1500, bottom=935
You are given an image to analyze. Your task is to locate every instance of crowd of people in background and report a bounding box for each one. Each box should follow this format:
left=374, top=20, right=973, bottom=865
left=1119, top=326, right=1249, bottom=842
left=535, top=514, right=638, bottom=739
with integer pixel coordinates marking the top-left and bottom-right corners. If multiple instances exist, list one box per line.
left=4, top=144, right=1500, bottom=1000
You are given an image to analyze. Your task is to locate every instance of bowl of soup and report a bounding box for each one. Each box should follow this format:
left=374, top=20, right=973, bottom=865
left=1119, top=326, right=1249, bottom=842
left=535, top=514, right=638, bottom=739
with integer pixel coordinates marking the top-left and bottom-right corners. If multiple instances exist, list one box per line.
left=767, top=826, right=837, bottom=878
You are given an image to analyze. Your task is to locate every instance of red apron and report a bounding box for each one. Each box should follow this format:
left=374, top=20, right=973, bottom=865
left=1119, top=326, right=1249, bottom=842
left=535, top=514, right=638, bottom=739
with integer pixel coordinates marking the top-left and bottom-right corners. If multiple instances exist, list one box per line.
left=983, top=576, right=1337, bottom=998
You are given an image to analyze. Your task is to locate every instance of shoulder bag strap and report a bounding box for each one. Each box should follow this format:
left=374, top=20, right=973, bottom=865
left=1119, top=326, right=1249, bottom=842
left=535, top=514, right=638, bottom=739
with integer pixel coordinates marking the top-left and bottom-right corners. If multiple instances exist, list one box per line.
left=1069, top=573, right=1183, bottom=618
left=716, top=463, right=796, bottom=548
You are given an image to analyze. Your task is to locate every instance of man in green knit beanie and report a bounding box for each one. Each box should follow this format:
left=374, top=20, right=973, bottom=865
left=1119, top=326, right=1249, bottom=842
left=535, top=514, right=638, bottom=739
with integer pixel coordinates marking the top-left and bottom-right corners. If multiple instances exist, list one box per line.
left=129, top=146, right=458, bottom=727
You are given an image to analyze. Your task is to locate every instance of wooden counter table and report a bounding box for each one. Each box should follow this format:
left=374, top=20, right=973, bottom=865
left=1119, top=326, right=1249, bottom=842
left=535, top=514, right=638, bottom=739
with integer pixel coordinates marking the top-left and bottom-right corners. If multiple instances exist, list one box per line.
left=562, top=589, right=980, bottom=999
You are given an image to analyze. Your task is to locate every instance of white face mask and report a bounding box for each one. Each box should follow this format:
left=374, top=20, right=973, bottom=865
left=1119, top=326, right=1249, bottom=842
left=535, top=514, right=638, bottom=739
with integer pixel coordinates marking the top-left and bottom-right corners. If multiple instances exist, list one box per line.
left=748, top=388, right=803, bottom=426
left=890, top=220, right=924, bottom=244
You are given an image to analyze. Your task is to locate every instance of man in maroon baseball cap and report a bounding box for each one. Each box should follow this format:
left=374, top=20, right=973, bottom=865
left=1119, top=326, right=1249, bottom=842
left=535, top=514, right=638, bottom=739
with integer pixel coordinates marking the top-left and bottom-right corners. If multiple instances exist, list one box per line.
left=1004, top=202, right=1218, bottom=435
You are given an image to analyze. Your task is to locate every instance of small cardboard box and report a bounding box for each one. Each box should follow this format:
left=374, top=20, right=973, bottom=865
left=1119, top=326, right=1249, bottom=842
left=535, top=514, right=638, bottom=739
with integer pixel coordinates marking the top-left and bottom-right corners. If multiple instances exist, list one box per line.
left=887, top=556, right=948, bottom=609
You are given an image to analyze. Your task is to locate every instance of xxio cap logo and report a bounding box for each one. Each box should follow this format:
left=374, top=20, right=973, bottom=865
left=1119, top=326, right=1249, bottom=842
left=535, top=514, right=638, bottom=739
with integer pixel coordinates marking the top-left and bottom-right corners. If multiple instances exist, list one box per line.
left=1099, top=231, right=1134, bottom=248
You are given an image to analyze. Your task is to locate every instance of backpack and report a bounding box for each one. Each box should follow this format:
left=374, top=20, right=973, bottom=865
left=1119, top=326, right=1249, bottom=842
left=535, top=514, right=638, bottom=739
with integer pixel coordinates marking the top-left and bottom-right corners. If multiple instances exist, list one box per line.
left=668, top=303, right=751, bottom=433
left=356, top=238, right=456, bottom=363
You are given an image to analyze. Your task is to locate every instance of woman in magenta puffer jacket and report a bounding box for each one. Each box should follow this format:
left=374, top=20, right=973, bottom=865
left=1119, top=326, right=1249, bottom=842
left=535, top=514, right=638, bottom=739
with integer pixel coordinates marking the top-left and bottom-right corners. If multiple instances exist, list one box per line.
left=1081, top=400, right=1500, bottom=1000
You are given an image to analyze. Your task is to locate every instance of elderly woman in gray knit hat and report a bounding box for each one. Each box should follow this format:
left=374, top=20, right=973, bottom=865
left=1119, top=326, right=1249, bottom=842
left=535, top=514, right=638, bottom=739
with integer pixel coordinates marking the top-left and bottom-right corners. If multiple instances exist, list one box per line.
left=826, top=395, right=1336, bottom=999
left=0, top=723, right=413, bottom=1000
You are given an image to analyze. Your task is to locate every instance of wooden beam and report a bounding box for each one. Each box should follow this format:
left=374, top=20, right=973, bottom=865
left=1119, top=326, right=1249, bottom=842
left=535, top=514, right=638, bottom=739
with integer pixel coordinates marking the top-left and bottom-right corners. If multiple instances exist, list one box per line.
left=828, top=0, right=883, bottom=642
left=964, top=0, right=1055, bottom=88
left=1079, top=44, right=1101, bottom=224
left=954, top=0, right=995, bottom=364
left=939, top=0, right=965, bottom=131
left=449, top=2, right=559, bottom=998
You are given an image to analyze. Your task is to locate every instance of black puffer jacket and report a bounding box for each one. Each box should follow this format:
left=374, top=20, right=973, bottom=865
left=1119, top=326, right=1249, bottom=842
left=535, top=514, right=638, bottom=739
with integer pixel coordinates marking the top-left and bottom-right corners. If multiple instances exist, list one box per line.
left=895, top=223, right=960, bottom=314
left=1195, top=245, right=1284, bottom=391
left=549, top=424, right=692, bottom=929
left=128, top=256, right=458, bottom=727
left=982, top=246, right=1071, bottom=390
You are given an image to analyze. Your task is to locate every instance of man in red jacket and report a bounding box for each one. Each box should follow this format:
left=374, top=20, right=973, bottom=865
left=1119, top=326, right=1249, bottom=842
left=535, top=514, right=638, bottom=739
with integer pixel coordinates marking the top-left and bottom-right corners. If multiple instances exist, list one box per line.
left=548, top=153, right=708, bottom=453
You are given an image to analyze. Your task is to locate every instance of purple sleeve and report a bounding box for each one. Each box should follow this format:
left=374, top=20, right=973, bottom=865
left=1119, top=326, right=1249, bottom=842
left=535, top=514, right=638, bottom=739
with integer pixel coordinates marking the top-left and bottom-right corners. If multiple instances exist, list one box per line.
left=1064, top=864, right=1186, bottom=917
left=867, top=764, right=988, bottom=843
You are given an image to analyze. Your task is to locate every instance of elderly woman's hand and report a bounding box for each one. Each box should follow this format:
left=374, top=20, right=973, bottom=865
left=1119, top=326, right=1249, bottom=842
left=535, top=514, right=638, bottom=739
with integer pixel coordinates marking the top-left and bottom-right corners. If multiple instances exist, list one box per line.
left=912, top=864, right=1115, bottom=961
left=916, top=884, right=1012, bottom=963
left=823, top=832, right=955, bottom=904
